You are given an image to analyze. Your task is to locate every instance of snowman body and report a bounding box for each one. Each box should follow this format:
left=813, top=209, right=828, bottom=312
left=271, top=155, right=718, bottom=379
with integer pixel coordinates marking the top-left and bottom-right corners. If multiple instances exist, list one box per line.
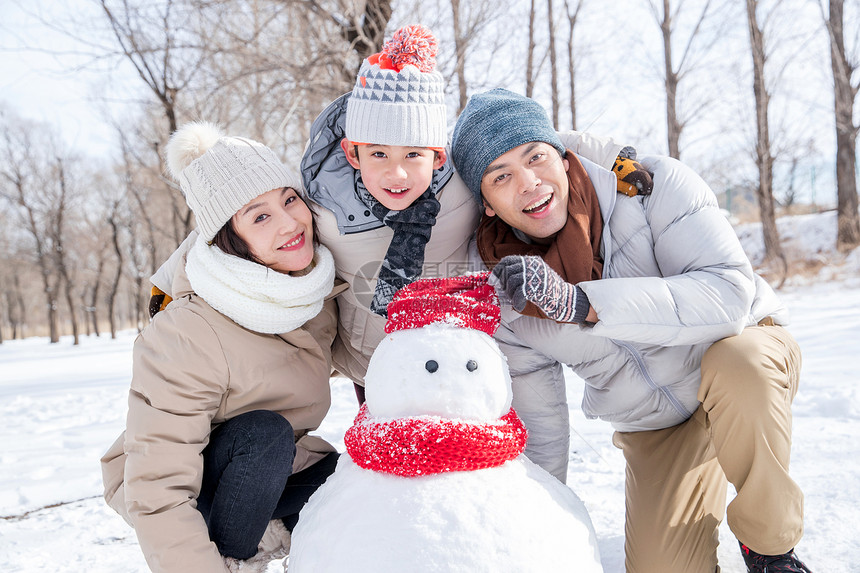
left=289, top=323, right=604, bottom=572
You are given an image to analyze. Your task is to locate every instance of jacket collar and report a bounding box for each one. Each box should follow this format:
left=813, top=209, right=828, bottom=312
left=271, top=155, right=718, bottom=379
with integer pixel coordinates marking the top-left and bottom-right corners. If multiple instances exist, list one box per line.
left=577, top=154, right=618, bottom=276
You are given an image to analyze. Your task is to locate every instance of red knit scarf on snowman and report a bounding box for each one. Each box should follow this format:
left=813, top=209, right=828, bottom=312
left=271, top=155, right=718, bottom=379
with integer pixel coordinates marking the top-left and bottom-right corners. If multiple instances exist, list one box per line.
left=344, top=404, right=528, bottom=477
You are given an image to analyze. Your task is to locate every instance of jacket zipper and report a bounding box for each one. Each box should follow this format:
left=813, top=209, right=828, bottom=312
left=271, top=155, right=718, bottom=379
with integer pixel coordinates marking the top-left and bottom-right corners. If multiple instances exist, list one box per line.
left=617, top=341, right=693, bottom=420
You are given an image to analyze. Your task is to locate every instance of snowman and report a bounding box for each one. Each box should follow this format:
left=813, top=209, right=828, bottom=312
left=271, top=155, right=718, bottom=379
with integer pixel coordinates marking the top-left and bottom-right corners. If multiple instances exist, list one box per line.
left=289, top=273, right=604, bottom=572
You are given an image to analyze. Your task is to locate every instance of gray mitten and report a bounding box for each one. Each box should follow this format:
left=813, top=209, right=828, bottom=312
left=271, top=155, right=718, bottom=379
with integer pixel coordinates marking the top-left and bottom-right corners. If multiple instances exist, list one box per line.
left=489, top=255, right=590, bottom=323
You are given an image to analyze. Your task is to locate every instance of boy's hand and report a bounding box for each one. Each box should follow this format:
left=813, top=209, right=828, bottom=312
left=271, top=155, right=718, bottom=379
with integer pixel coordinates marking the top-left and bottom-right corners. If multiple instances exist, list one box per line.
left=489, top=255, right=588, bottom=323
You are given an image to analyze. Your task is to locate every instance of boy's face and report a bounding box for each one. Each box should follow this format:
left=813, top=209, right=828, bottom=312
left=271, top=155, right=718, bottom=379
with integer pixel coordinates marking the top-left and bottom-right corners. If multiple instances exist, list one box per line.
left=341, top=140, right=447, bottom=211
left=479, top=141, right=570, bottom=244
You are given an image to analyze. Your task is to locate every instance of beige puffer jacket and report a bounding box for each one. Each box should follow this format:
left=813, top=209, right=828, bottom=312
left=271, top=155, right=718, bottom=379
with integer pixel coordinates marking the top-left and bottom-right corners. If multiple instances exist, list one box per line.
left=100, top=261, right=339, bottom=573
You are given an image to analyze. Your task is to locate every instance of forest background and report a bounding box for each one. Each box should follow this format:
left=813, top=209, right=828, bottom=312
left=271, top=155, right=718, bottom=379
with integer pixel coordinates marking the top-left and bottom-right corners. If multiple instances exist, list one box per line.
left=1, top=0, right=858, bottom=344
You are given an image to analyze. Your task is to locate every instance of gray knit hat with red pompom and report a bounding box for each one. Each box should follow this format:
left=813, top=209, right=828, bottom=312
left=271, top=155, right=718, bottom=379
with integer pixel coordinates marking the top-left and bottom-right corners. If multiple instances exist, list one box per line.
left=345, top=25, right=447, bottom=148
left=165, top=122, right=303, bottom=242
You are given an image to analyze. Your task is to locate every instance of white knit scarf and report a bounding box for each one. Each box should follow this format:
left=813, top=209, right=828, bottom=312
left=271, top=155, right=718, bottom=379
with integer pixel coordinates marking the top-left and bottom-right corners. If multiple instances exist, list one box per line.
left=185, top=235, right=335, bottom=334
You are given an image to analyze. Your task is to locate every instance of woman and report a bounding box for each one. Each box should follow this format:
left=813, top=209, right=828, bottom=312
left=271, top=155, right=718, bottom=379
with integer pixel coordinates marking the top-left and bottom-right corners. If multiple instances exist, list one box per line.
left=101, top=122, right=341, bottom=573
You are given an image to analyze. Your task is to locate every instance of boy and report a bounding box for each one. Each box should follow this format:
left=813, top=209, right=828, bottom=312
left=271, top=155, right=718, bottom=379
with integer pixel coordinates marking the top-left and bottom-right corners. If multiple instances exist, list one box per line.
left=299, top=25, right=635, bottom=403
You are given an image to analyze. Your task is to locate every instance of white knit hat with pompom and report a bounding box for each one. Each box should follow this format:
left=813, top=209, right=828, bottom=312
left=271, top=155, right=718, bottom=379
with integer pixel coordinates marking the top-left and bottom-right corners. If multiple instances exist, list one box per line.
left=165, top=122, right=303, bottom=242
left=345, top=24, right=447, bottom=148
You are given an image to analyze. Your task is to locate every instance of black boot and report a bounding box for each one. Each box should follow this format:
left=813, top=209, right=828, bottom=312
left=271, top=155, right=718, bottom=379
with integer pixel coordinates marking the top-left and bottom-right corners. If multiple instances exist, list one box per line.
left=739, top=541, right=812, bottom=572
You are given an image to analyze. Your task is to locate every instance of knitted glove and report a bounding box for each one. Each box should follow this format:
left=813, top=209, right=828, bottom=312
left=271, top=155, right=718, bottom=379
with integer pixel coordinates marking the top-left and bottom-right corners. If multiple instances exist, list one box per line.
left=612, top=155, right=653, bottom=197
left=148, top=286, right=172, bottom=319
left=489, top=255, right=590, bottom=323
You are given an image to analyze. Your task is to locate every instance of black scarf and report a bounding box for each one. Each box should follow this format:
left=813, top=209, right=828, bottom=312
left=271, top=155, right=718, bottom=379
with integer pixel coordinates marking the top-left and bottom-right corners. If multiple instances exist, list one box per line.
left=357, top=180, right=441, bottom=317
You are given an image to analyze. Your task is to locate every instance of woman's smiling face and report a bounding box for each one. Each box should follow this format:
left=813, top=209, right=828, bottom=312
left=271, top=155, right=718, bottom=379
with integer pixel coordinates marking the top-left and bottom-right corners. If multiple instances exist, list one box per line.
left=230, top=187, right=315, bottom=274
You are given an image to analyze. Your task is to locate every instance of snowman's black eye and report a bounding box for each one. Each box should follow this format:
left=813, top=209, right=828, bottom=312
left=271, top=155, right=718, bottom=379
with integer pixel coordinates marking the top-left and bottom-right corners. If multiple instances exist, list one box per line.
left=466, top=360, right=478, bottom=372
left=425, top=360, right=439, bottom=373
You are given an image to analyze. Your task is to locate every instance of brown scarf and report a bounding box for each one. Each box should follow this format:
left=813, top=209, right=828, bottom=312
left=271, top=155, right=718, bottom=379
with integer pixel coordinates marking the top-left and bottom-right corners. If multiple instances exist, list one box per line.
left=476, top=151, right=603, bottom=319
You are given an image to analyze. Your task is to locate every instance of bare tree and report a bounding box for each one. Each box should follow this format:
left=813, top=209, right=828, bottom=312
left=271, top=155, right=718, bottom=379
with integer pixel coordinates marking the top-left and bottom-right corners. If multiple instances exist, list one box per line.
left=445, top=0, right=505, bottom=113
left=0, top=118, right=62, bottom=342
left=51, top=156, right=82, bottom=345
left=526, top=0, right=538, bottom=97
left=451, top=0, right=472, bottom=112
left=0, top=256, right=28, bottom=340
left=80, top=190, right=115, bottom=338
left=746, top=0, right=786, bottom=281
left=547, top=0, right=560, bottom=128
left=106, top=199, right=125, bottom=339
left=290, top=0, right=393, bottom=90
left=95, top=0, right=206, bottom=241
left=647, top=0, right=727, bottom=159
left=564, top=0, right=585, bottom=130
left=820, top=0, right=860, bottom=252
left=336, top=0, right=393, bottom=74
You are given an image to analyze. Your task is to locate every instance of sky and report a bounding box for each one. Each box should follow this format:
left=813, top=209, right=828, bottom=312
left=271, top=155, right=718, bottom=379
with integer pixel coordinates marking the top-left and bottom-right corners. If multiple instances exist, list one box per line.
left=0, top=0, right=134, bottom=157
left=0, top=0, right=849, bottom=209
left=0, top=211, right=858, bottom=571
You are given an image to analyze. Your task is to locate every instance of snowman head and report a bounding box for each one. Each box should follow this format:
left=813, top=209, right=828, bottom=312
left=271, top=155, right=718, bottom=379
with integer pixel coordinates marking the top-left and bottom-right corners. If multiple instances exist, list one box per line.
left=364, top=273, right=512, bottom=422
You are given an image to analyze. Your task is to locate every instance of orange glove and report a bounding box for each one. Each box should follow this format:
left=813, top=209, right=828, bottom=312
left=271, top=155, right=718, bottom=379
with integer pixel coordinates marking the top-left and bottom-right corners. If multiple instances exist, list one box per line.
left=612, top=155, right=653, bottom=197
left=148, top=286, right=172, bottom=319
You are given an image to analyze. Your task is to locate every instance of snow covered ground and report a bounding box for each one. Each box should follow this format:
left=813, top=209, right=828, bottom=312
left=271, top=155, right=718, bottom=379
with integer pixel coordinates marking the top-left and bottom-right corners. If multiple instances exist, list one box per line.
left=1, top=212, right=858, bottom=572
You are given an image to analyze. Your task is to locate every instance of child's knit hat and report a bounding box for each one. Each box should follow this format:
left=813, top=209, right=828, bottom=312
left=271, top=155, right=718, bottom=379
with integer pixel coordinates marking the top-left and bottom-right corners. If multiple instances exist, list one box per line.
left=345, top=25, right=447, bottom=148
left=451, top=88, right=565, bottom=204
left=165, top=122, right=303, bottom=242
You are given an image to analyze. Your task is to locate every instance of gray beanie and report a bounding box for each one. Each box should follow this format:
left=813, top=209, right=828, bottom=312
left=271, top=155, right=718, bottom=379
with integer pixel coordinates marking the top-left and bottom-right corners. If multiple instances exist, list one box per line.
left=345, top=25, right=447, bottom=148
left=450, top=88, right=565, bottom=204
left=165, top=122, right=303, bottom=242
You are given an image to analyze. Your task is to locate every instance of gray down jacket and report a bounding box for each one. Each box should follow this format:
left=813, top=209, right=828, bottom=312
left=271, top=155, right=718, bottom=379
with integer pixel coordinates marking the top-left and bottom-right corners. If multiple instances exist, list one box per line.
left=469, top=154, right=787, bottom=480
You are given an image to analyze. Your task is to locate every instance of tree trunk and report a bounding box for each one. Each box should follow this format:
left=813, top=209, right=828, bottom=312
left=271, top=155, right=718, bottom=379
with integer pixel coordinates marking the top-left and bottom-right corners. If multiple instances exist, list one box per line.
left=107, top=209, right=123, bottom=340
left=53, top=158, right=79, bottom=345
left=17, top=183, right=60, bottom=342
left=12, top=273, right=25, bottom=339
left=564, top=0, right=583, bottom=130
left=62, top=277, right=79, bottom=345
left=81, top=288, right=91, bottom=337
left=660, top=0, right=682, bottom=159
left=746, top=0, right=786, bottom=282
left=526, top=0, right=537, bottom=98
left=4, top=288, right=18, bottom=340
left=340, top=0, right=393, bottom=79
left=547, top=0, right=560, bottom=128
left=89, top=257, right=104, bottom=337
left=451, top=0, right=469, bottom=113
left=827, top=0, right=860, bottom=252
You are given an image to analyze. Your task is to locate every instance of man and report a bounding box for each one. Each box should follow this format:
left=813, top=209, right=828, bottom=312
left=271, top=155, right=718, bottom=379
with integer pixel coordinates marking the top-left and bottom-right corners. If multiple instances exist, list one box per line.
left=450, top=88, right=810, bottom=573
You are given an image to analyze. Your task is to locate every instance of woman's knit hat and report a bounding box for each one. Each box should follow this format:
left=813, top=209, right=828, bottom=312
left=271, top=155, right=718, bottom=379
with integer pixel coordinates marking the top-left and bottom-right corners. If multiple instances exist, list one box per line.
left=165, top=122, right=303, bottom=242
left=451, top=88, right=565, bottom=204
left=345, top=25, right=447, bottom=148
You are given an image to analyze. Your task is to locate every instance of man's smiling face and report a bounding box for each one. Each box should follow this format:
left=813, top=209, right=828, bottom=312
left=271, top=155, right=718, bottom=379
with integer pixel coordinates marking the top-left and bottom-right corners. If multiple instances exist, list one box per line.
left=480, top=141, right=569, bottom=243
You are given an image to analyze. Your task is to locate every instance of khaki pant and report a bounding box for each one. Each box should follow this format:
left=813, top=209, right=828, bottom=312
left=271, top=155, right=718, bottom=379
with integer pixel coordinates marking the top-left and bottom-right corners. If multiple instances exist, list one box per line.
left=612, top=323, right=804, bottom=573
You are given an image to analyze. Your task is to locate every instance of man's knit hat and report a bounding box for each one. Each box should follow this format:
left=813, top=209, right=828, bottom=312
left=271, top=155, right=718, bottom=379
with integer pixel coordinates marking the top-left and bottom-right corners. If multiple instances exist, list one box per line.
left=165, top=122, right=303, bottom=242
left=450, top=88, right=565, bottom=204
left=345, top=25, right=447, bottom=148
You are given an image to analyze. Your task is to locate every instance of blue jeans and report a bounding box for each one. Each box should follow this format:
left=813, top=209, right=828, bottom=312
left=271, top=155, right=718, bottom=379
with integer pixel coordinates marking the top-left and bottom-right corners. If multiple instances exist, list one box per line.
left=195, top=410, right=338, bottom=559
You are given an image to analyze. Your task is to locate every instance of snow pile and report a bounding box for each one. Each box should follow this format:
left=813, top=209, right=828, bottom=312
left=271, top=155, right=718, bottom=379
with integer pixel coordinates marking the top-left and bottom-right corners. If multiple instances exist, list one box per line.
left=0, top=211, right=858, bottom=571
